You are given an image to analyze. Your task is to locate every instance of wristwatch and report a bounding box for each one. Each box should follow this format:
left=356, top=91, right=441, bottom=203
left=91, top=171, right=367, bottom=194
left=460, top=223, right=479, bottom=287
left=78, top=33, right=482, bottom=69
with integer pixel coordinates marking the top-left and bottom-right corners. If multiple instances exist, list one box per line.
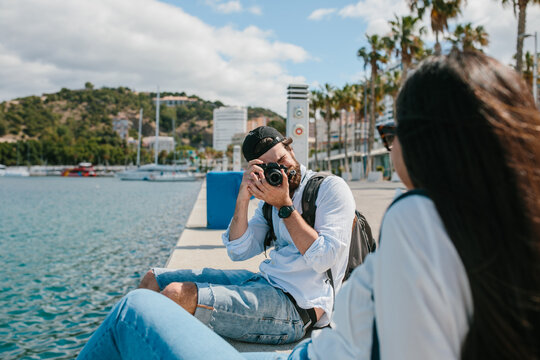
left=278, top=204, right=295, bottom=219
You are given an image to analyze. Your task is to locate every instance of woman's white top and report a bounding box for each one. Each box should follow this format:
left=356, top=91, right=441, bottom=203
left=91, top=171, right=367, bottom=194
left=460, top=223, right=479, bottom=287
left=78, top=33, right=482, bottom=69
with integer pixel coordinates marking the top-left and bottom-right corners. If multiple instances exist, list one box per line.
left=308, top=192, right=473, bottom=359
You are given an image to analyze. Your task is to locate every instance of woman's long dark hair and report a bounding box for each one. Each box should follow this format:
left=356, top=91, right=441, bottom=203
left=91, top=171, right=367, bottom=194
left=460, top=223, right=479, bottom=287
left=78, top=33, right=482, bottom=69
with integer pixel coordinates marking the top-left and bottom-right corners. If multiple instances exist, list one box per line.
left=396, top=51, right=540, bottom=359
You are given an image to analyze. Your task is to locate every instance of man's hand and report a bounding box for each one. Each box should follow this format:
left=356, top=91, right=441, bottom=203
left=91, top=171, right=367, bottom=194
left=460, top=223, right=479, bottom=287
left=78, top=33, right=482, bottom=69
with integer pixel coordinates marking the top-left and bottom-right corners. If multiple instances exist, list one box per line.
left=229, top=159, right=265, bottom=241
left=247, top=169, right=293, bottom=208
left=238, top=159, right=265, bottom=202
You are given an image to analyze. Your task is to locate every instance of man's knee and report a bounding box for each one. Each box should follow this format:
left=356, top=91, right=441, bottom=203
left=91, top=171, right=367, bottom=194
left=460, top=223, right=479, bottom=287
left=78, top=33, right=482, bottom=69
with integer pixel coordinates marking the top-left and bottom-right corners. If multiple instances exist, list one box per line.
left=139, top=270, right=160, bottom=291
left=161, top=282, right=198, bottom=314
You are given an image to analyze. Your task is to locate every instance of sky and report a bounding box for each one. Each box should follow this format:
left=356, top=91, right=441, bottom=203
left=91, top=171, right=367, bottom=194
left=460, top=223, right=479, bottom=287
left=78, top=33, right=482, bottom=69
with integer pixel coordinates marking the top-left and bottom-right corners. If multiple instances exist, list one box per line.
left=1, top=0, right=539, bottom=115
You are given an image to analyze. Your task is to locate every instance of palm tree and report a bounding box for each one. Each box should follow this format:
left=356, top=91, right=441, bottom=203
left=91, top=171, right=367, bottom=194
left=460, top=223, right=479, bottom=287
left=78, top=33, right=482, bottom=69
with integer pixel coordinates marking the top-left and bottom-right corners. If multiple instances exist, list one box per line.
left=415, top=44, right=435, bottom=62
left=350, top=83, right=365, bottom=162
left=408, top=0, right=464, bottom=55
left=334, top=84, right=357, bottom=176
left=447, top=23, right=490, bottom=51
left=357, top=34, right=389, bottom=173
left=382, top=70, right=402, bottom=120
left=500, top=0, right=540, bottom=73
left=321, top=83, right=336, bottom=171
left=333, top=87, right=345, bottom=158
left=309, top=90, right=324, bottom=170
left=389, top=15, right=426, bottom=81
left=523, top=51, right=534, bottom=89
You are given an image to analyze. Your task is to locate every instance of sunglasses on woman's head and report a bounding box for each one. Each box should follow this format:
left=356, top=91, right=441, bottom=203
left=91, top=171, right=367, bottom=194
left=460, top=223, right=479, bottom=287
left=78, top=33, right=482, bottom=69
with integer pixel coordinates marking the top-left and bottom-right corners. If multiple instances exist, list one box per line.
left=376, top=124, right=396, bottom=151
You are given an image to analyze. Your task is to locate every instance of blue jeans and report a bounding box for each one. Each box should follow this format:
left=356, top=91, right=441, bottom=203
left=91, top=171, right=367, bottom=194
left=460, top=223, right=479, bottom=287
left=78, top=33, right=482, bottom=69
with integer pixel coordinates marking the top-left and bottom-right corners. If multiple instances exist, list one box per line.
left=77, top=289, right=311, bottom=360
left=152, top=268, right=306, bottom=344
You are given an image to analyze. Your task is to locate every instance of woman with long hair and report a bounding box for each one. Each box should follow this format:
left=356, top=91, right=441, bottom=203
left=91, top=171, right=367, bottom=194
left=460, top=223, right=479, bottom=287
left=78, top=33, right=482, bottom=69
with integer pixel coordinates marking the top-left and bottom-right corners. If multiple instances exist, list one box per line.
left=78, top=51, right=540, bottom=359
left=373, top=50, right=540, bottom=359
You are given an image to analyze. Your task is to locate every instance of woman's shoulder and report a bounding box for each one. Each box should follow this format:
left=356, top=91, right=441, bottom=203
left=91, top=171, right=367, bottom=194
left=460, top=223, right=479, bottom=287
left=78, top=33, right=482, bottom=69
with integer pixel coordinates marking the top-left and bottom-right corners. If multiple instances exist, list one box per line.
left=383, top=190, right=439, bottom=230
left=380, top=190, right=455, bottom=262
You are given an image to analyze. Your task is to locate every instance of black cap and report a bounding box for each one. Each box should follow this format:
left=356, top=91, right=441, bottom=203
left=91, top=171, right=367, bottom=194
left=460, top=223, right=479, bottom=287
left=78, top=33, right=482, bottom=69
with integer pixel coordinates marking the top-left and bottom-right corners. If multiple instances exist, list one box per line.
left=242, top=126, right=285, bottom=161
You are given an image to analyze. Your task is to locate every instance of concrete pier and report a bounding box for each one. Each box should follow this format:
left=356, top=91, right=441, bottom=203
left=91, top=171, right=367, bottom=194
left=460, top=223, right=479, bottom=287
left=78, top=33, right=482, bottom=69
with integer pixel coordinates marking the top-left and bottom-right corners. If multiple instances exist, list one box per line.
left=165, top=178, right=404, bottom=353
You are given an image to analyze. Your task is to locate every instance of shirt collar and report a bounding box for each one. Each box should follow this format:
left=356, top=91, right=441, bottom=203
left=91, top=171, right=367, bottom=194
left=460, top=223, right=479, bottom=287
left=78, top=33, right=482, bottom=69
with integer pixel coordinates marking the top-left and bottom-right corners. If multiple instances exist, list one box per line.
left=292, top=164, right=311, bottom=203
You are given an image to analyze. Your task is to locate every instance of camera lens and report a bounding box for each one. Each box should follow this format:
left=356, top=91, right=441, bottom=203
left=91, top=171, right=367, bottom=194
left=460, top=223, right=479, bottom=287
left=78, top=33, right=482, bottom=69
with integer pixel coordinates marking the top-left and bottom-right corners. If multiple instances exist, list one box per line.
left=267, top=170, right=282, bottom=186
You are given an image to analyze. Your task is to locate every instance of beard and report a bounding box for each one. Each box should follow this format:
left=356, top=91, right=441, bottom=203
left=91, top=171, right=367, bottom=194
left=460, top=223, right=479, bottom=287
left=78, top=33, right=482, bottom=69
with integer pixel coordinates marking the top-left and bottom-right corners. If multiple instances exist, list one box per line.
left=287, top=158, right=302, bottom=195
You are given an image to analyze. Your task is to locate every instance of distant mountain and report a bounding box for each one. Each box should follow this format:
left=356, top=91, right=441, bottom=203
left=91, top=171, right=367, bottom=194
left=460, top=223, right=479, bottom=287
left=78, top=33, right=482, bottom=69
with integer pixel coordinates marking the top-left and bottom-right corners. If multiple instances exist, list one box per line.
left=0, top=84, right=284, bottom=165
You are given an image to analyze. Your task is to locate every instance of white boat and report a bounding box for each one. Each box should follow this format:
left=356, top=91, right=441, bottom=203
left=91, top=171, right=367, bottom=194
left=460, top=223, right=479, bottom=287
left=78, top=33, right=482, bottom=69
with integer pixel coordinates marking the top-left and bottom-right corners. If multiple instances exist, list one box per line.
left=116, top=164, right=196, bottom=181
left=116, top=90, right=199, bottom=182
left=4, top=166, right=30, bottom=177
left=147, top=171, right=197, bottom=182
left=0, top=164, right=6, bottom=176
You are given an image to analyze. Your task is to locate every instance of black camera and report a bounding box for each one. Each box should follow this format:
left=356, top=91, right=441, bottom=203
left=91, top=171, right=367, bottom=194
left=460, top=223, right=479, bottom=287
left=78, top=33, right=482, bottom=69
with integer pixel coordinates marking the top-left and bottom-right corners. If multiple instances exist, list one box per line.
left=259, top=163, right=288, bottom=186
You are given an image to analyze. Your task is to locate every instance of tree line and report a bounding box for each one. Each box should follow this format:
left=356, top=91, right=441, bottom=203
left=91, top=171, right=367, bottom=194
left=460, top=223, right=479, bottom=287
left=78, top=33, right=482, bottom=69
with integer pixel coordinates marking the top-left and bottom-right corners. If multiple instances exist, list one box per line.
left=0, top=85, right=284, bottom=166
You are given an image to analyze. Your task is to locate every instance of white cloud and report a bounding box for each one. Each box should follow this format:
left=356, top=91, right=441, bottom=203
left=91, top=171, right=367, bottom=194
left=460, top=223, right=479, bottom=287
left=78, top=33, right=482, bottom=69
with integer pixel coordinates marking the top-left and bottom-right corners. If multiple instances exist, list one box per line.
left=248, top=6, right=262, bottom=15
left=0, top=0, right=307, bottom=114
left=339, top=0, right=409, bottom=34
left=308, top=8, right=336, bottom=21
left=216, top=1, right=242, bottom=14
left=338, top=0, right=540, bottom=66
left=205, top=0, right=262, bottom=15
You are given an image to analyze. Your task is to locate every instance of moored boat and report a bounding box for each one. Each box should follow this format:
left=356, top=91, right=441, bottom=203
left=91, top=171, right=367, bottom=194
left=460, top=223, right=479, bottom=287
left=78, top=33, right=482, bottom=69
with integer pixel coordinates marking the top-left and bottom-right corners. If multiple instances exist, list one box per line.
left=4, top=166, right=30, bottom=177
left=147, top=171, right=197, bottom=182
left=62, top=162, right=97, bottom=177
left=116, top=164, right=196, bottom=181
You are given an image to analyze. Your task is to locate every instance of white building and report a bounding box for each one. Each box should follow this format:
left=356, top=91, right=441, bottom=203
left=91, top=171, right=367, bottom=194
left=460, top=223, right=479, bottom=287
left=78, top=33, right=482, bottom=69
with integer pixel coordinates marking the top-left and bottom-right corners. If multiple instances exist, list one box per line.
left=142, top=136, right=175, bottom=153
left=212, top=106, right=247, bottom=151
left=113, top=118, right=130, bottom=141
left=153, top=96, right=198, bottom=107
left=377, top=95, right=395, bottom=125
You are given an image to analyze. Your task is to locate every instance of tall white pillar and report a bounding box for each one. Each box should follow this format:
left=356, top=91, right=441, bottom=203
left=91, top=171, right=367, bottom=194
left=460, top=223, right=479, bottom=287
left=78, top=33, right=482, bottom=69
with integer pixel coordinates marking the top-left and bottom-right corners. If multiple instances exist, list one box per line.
left=286, top=84, right=309, bottom=168
left=233, top=145, right=241, bottom=171
left=222, top=155, right=228, bottom=172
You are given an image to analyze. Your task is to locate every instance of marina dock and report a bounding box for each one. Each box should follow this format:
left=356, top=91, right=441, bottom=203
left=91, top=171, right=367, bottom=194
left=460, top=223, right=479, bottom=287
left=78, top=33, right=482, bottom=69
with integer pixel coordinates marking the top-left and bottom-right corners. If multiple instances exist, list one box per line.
left=165, top=178, right=404, bottom=353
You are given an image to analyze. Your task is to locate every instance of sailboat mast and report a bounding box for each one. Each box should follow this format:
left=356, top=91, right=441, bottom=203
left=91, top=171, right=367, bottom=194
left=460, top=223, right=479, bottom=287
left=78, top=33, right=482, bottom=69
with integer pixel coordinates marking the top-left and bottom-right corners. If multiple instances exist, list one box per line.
left=172, top=115, right=176, bottom=166
left=154, top=87, right=160, bottom=165
left=137, top=108, right=142, bottom=167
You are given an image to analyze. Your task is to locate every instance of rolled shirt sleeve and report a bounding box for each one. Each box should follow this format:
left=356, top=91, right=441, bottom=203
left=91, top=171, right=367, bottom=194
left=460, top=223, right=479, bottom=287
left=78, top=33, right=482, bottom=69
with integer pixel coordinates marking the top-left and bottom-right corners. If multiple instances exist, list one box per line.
left=221, top=201, right=268, bottom=261
left=302, top=177, right=356, bottom=274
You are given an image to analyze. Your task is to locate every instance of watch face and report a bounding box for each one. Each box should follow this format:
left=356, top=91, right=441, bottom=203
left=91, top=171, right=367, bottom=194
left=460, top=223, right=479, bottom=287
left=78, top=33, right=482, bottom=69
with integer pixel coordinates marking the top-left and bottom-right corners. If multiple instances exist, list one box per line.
left=279, top=205, right=294, bottom=218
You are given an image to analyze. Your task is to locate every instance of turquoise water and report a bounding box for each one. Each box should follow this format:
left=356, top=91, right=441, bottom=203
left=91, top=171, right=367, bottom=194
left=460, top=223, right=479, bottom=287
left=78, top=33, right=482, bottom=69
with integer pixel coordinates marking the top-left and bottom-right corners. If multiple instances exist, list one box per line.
left=0, top=177, right=202, bottom=359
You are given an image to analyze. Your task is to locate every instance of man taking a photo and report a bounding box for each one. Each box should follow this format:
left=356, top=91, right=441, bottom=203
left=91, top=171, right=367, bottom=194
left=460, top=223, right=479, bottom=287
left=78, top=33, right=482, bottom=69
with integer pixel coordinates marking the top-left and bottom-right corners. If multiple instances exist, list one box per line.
left=139, top=126, right=356, bottom=344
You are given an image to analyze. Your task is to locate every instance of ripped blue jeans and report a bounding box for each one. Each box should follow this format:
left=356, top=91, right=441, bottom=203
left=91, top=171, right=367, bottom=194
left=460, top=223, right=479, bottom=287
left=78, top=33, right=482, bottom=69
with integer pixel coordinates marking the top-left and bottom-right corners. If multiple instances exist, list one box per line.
left=77, top=289, right=311, bottom=360
left=152, top=268, right=306, bottom=344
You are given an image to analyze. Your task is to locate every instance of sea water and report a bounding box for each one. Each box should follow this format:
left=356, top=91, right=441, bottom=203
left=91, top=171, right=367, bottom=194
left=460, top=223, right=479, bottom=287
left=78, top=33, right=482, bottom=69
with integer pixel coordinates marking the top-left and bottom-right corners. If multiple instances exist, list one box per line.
left=0, top=177, right=202, bottom=359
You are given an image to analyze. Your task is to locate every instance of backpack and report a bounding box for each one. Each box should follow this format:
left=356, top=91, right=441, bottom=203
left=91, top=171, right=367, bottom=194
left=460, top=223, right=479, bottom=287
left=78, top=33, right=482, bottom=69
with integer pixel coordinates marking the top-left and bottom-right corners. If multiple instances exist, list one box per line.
left=262, top=173, right=377, bottom=290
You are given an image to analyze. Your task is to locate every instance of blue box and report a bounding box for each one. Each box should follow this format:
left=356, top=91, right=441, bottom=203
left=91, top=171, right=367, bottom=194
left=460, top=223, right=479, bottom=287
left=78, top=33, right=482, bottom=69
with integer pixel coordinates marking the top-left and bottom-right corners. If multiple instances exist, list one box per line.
left=206, top=171, right=244, bottom=229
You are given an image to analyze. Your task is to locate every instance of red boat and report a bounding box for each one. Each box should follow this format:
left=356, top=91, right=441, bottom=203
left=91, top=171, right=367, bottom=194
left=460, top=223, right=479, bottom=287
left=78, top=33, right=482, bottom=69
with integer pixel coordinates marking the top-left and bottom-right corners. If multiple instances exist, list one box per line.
left=62, top=162, right=97, bottom=177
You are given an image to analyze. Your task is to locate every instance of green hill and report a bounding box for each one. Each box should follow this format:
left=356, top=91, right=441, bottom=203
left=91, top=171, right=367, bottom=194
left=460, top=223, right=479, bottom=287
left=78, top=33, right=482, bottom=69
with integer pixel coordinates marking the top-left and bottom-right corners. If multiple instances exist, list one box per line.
left=0, top=84, right=284, bottom=165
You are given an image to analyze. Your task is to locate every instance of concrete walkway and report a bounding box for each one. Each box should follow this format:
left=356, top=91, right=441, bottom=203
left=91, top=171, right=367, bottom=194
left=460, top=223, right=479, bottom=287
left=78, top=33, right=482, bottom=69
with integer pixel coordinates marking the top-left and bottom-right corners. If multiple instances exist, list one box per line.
left=165, top=178, right=405, bottom=353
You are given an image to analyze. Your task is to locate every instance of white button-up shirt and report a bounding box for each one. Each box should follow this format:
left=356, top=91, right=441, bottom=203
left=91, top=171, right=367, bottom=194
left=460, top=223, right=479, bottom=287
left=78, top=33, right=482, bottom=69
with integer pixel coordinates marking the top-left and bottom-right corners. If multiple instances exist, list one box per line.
left=222, top=165, right=356, bottom=326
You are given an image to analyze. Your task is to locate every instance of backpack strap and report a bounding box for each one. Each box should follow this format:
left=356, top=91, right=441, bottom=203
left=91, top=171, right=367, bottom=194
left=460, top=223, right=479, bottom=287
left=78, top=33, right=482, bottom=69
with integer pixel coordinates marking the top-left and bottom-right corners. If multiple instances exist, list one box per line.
left=387, top=189, right=429, bottom=210
left=262, top=202, right=275, bottom=257
left=300, top=173, right=330, bottom=227
left=378, top=189, right=430, bottom=246
left=263, top=173, right=330, bottom=255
